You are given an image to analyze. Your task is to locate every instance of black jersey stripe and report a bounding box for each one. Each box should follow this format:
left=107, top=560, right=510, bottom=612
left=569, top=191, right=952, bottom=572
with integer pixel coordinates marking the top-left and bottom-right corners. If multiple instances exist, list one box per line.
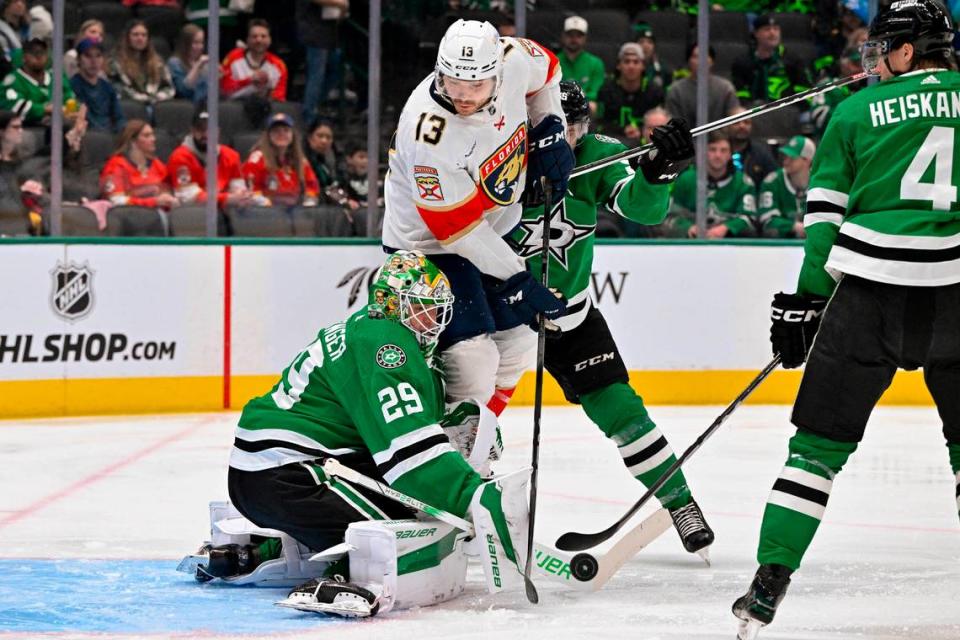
left=233, top=437, right=332, bottom=458
left=955, top=482, right=959, bottom=498
left=377, top=434, right=452, bottom=476
left=773, top=478, right=830, bottom=506
left=622, top=436, right=668, bottom=468
left=806, top=199, right=847, bottom=215
left=835, top=233, right=960, bottom=263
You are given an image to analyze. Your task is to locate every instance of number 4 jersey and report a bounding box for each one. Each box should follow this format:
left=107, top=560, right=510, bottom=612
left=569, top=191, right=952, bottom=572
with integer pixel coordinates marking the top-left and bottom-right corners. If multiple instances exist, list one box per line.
left=799, top=69, right=960, bottom=297
left=231, top=311, right=483, bottom=518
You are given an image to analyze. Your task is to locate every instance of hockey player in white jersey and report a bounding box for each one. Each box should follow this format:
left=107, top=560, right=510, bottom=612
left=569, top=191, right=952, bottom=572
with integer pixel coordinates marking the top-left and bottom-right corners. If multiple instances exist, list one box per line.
left=383, top=19, right=573, bottom=414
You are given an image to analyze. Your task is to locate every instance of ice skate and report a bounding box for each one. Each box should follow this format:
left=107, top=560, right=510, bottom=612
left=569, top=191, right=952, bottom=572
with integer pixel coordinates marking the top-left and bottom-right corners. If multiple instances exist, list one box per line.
left=732, top=564, right=793, bottom=639
left=668, top=499, right=714, bottom=564
left=276, top=577, right=381, bottom=618
left=192, top=543, right=263, bottom=581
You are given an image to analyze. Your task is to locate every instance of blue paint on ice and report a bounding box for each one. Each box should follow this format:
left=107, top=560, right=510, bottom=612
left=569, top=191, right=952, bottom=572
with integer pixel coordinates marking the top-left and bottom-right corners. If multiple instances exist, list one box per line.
left=0, top=559, right=338, bottom=634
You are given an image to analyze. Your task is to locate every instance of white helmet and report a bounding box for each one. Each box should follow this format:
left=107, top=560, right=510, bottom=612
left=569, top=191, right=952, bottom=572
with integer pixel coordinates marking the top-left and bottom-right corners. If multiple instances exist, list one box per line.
left=435, top=19, right=503, bottom=109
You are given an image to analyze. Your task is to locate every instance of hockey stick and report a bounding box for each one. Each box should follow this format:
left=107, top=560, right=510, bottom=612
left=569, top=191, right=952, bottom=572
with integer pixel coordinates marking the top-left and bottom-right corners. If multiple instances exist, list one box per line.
left=555, top=356, right=782, bottom=552
left=523, top=177, right=555, bottom=604
left=569, top=72, right=869, bottom=179
left=321, top=458, right=475, bottom=533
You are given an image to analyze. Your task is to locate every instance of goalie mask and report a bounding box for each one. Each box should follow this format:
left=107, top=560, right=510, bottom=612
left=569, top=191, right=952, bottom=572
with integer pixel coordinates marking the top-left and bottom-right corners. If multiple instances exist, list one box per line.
left=435, top=19, right=503, bottom=114
left=861, top=0, right=955, bottom=75
left=368, top=251, right=455, bottom=354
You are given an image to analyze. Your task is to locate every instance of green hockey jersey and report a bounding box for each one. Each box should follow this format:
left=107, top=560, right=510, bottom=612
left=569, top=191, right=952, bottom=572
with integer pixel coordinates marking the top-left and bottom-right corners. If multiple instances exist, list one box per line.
left=668, top=166, right=757, bottom=236
left=232, top=310, right=482, bottom=518
left=759, top=168, right=806, bottom=238
left=798, top=69, right=960, bottom=297
left=515, top=133, right=669, bottom=325
left=0, top=69, right=74, bottom=126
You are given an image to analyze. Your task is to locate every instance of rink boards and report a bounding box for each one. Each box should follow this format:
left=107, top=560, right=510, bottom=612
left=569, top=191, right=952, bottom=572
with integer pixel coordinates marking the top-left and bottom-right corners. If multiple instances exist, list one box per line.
left=0, top=239, right=932, bottom=417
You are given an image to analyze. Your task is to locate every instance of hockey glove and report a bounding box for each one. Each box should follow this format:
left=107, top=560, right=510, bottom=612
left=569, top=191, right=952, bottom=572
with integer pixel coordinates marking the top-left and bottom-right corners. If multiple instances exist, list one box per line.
left=525, top=114, right=575, bottom=206
left=639, top=118, right=695, bottom=185
left=490, top=270, right=567, bottom=329
left=770, top=292, right=828, bottom=368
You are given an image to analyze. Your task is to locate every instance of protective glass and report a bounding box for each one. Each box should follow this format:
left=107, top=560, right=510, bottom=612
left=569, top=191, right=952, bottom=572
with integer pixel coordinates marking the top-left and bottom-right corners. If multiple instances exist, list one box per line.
left=436, top=74, right=496, bottom=105
left=860, top=40, right=890, bottom=75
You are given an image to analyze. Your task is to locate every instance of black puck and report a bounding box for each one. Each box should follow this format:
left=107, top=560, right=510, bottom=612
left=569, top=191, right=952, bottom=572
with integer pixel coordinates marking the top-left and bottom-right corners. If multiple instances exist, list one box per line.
left=570, top=553, right=599, bottom=582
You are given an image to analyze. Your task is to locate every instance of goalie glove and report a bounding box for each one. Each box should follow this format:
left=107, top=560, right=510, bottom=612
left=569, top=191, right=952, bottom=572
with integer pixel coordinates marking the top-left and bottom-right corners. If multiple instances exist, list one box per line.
left=770, top=292, right=828, bottom=369
left=524, top=114, right=575, bottom=206
left=639, top=118, right=694, bottom=185
left=440, top=400, right=503, bottom=478
left=468, top=470, right=530, bottom=593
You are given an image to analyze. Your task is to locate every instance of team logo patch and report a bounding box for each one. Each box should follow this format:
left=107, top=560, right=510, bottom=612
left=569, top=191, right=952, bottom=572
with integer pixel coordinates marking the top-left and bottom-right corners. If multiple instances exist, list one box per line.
left=376, top=344, right=407, bottom=369
left=50, top=261, right=94, bottom=320
left=176, top=166, right=191, bottom=186
left=415, top=166, right=444, bottom=201
left=516, top=38, right=544, bottom=58
left=480, top=123, right=527, bottom=207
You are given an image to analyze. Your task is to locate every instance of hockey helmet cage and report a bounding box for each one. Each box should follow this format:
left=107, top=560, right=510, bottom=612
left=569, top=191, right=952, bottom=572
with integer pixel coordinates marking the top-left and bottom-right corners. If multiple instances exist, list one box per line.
left=862, top=0, right=955, bottom=74
left=560, top=80, right=590, bottom=125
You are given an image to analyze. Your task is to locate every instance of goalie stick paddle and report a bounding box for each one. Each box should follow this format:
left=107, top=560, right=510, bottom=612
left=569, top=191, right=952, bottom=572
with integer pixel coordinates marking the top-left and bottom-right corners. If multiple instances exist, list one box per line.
left=569, top=72, right=868, bottom=179
left=555, top=356, right=782, bottom=552
left=523, top=177, right=556, bottom=604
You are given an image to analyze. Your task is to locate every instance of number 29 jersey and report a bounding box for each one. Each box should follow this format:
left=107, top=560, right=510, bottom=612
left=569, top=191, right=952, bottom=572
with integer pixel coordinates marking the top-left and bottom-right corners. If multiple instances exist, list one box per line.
left=231, top=311, right=483, bottom=518
left=382, top=37, right=562, bottom=254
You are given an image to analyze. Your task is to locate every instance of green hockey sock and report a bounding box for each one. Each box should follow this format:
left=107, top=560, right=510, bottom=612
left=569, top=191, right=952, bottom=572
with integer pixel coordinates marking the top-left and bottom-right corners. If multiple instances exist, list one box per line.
left=947, top=443, right=960, bottom=519
left=581, top=383, right=691, bottom=510
left=257, top=537, right=283, bottom=562
left=757, top=429, right=858, bottom=571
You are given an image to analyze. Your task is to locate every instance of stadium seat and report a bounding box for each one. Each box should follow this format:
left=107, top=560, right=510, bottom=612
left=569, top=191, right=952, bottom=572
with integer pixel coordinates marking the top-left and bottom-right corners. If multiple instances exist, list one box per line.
left=773, top=13, right=813, bottom=41
left=784, top=40, right=819, bottom=67
left=581, top=10, right=633, bottom=45
left=154, top=128, right=177, bottom=162
left=218, top=101, right=248, bottom=143
left=712, top=42, right=749, bottom=78
left=230, top=207, right=296, bottom=237
left=38, top=0, right=81, bottom=36
left=632, top=11, right=690, bottom=44
left=0, top=209, right=28, bottom=236
left=654, top=40, right=688, bottom=75
left=120, top=99, right=148, bottom=123
left=60, top=205, right=103, bottom=236
left=168, top=204, right=211, bottom=237
left=105, top=206, right=168, bottom=237
left=232, top=131, right=260, bottom=159
left=708, top=12, right=750, bottom=43
left=81, top=130, right=116, bottom=171
left=150, top=36, right=171, bottom=61
left=80, top=3, right=133, bottom=37
left=155, top=99, right=195, bottom=140
left=590, top=41, right=621, bottom=71
left=137, top=5, right=184, bottom=50
left=526, top=9, right=567, bottom=50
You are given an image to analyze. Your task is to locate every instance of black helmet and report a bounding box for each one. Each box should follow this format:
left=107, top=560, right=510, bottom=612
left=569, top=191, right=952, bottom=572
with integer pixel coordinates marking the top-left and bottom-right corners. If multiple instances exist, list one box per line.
left=867, top=0, right=954, bottom=57
left=559, top=80, right=590, bottom=125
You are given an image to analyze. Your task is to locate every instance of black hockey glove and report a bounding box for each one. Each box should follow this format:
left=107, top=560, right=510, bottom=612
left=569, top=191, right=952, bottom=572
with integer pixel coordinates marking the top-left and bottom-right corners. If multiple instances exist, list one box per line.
left=525, top=114, right=575, bottom=206
left=639, top=118, right=695, bottom=185
left=770, top=292, right=828, bottom=369
left=490, top=271, right=568, bottom=329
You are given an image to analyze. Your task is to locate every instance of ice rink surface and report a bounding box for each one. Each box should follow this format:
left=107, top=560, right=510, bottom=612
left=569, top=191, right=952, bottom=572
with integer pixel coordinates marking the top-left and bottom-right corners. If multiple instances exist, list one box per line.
left=1, top=404, right=959, bottom=640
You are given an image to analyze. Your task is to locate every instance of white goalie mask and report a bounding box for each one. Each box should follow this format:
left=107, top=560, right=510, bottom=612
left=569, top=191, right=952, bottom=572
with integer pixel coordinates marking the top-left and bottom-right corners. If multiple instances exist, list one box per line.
left=435, top=19, right=503, bottom=113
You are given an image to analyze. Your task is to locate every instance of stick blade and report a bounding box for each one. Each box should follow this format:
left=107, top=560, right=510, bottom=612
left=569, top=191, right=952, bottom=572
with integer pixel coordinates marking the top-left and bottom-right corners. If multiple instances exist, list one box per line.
left=524, top=576, right=539, bottom=603
left=555, top=528, right=614, bottom=552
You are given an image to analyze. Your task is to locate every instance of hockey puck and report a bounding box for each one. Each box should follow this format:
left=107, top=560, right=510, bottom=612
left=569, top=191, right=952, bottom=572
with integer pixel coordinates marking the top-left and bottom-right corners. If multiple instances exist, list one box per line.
left=570, top=553, right=599, bottom=582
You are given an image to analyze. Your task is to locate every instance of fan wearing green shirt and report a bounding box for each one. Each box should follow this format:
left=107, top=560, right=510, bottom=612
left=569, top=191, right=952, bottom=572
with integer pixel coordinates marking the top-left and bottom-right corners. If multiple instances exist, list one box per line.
left=758, top=135, right=815, bottom=239
left=557, top=15, right=606, bottom=112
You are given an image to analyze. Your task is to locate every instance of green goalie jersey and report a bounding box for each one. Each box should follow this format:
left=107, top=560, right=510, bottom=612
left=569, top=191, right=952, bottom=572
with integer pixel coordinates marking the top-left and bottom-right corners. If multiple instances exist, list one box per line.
left=232, top=310, right=482, bottom=517
left=758, top=168, right=806, bottom=238
left=799, top=69, right=960, bottom=297
left=515, top=133, right=670, bottom=319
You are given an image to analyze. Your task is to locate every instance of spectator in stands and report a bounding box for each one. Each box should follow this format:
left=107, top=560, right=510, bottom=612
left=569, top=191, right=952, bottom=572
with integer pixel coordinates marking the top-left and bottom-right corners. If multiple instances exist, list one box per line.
left=633, top=22, right=672, bottom=93
left=242, top=112, right=319, bottom=208
left=110, top=20, right=176, bottom=112
left=100, top=119, right=180, bottom=210
left=666, top=129, right=757, bottom=239
left=168, top=24, right=209, bottom=106
left=0, top=0, right=27, bottom=65
left=221, top=19, right=288, bottom=103
left=0, top=109, right=32, bottom=231
left=640, top=106, right=670, bottom=144
left=71, top=39, right=125, bottom=134
left=665, top=43, right=739, bottom=128
left=557, top=16, right=605, bottom=113
left=0, top=38, right=77, bottom=127
left=122, top=0, right=181, bottom=7
left=305, top=119, right=343, bottom=195
left=759, top=135, right=814, bottom=239
left=298, top=0, right=348, bottom=126
left=64, top=20, right=105, bottom=79
left=731, top=14, right=811, bottom=103
left=596, top=43, right=664, bottom=146
left=167, top=108, right=250, bottom=208
left=726, top=105, right=776, bottom=187
left=185, top=1, right=241, bottom=59
left=809, top=46, right=863, bottom=138
left=340, top=141, right=373, bottom=211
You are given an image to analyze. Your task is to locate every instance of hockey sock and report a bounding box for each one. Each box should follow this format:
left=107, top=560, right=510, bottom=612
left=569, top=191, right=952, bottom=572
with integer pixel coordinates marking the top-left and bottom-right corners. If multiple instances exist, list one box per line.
left=757, top=429, right=858, bottom=571
left=257, top=537, right=282, bottom=563
left=947, top=442, right=960, bottom=519
left=581, top=383, right=691, bottom=510
left=486, top=386, right=515, bottom=417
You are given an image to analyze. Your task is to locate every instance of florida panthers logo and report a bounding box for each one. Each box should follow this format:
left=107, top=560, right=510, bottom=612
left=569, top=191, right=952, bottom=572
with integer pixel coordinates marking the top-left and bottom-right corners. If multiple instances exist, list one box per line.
left=480, top=123, right=527, bottom=207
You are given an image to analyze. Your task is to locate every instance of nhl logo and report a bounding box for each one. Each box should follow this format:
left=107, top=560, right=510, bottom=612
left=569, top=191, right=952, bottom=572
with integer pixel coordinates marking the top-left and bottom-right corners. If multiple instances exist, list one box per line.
left=51, top=261, right=94, bottom=320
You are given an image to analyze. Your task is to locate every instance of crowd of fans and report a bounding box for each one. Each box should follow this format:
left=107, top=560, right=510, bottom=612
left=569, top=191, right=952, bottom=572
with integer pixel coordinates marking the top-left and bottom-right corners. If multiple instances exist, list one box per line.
left=0, top=0, right=956, bottom=238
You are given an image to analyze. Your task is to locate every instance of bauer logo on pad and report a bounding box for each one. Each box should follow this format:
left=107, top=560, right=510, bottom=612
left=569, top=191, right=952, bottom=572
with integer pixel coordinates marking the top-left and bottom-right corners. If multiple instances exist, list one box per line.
left=51, top=261, right=94, bottom=320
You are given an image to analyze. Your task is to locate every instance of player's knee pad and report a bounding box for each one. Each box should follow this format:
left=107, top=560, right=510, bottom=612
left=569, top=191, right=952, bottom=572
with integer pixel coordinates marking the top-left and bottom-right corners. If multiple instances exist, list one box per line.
left=490, top=325, right=537, bottom=389
left=787, top=429, right=858, bottom=474
left=345, top=519, right=470, bottom=614
left=178, top=501, right=330, bottom=587
left=442, top=334, right=499, bottom=402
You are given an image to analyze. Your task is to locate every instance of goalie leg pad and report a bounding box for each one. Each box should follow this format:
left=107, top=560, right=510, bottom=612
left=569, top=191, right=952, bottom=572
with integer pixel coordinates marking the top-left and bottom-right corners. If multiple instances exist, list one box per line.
left=468, top=470, right=530, bottom=594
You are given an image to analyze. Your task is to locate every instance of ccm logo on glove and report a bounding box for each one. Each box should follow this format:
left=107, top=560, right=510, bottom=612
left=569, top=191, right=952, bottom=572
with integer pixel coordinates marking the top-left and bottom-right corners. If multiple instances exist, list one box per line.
left=770, top=308, right=824, bottom=323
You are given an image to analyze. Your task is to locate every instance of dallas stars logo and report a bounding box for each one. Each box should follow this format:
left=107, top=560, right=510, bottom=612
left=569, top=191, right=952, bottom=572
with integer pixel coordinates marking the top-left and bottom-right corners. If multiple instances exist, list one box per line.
left=515, top=202, right=593, bottom=270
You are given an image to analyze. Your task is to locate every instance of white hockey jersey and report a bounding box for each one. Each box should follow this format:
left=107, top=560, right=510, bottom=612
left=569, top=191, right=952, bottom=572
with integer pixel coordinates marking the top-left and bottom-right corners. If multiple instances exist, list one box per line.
left=382, top=37, right=564, bottom=279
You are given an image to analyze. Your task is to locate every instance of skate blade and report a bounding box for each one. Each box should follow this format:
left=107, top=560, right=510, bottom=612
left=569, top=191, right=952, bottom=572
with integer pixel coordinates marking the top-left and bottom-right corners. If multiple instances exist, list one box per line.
left=736, top=618, right=763, bottom=640
left=176, top=554, right=208, bottom=574
left=275, top=598, right=373, bottom=618
left=696, top=546, right=711, bottom=567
